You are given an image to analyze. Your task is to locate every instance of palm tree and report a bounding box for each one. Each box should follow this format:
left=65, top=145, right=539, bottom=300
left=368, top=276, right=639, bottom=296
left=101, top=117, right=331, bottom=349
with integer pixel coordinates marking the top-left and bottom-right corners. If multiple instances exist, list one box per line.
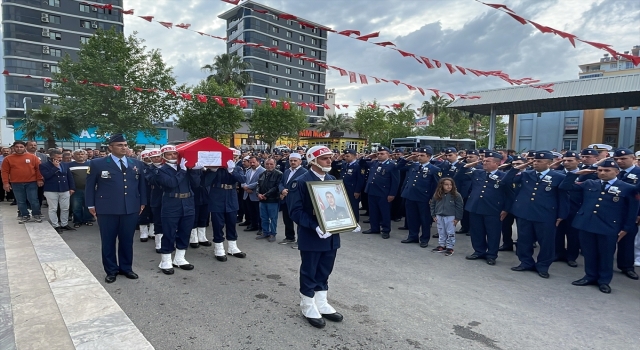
left=419, top=95, right=450, bottom=118
left=201, top=53, right=252, bottom=94
left=17, top=105, right=78, bottom=150
left=316, top=113, right=354, bottom=134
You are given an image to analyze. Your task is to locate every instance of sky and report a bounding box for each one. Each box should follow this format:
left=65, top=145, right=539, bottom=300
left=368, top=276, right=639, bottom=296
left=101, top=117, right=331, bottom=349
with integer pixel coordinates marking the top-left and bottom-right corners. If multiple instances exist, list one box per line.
left=2, top=0, right=640, bottom=117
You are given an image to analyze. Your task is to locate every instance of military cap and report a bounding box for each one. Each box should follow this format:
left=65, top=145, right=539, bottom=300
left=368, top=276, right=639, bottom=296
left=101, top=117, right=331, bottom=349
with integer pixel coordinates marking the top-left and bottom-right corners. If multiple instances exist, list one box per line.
left=296, top=146, right=304, bottom=151
left=589, top=143, right=612, bottom=151
left=485, top=151, right=503, bottom=160
left=563, top=151, right=579, bottom=158
left=415, top=146, right=433, bottom=155
left=343, top=149, right=357, bottom=155
left=534, top=151, right=554, bottom=160
left=108, top=133, right=126, bottom=144
left=580, top=148, right=598, bottom=156
left=393, top=148, right=403, bottom=153
left=466, top=149, right=480, bottom=156
left=378, top=146, right=391, bottom=153
left=598, top=158, right=619, bottom=168
left=613, top=148, right=633, bottom=157
left=511, top=156, right=526, bottom=162
left=364, top=150, right=371, bottom=154
left=551, top=151, right=563, bottom=158
left=526, top=150, right=536, bottom=158
left=635, top=151, right=640, bottom=159
left=443, top=147, right=457, bottom=154
left=281, top=148, right=291, bottom=153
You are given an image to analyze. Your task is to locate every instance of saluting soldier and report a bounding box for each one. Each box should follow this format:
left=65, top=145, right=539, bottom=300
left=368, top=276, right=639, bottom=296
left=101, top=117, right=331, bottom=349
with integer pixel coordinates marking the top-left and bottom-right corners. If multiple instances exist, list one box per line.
left=455, top=151, right=509, bottom=265
left=396, top=147, right=441, bottom=247
left=277, top=148, right=291, bottom=173
left=560, top=159, right=639, bottom=293
left=499, top=156, right=526, bottom=251
left=502, top=151, right=569, bottom=279
left=85, top=133, right=147, bottom=284
left=361, top=147, right=399, bottom=239
left=457, top=149, right=481, bottom=235
left=554, top=151, right=582, bottom=267
left=340, top=149, right=365, bottom=223
left=589, top=143, right=613, bottom=160
left=611, top=148, right=640, bottom=280
left=578, top=148, right=600, bottom=181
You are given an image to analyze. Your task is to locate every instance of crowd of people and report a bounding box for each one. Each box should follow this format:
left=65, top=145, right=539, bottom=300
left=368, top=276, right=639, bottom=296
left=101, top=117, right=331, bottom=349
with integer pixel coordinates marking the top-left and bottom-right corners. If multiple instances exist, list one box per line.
left=2, top=135, right=639, bottom=328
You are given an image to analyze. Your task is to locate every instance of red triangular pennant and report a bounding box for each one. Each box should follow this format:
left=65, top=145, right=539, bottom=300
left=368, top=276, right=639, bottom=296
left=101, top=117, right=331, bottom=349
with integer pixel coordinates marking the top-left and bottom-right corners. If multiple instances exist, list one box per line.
left=373, top=41, right=396, bottom=47
left=139, top=16, right=154, bottom=22
left=122, top=9, right=134, bottom=15
left=445, top=63, right=457, bottom=74
left=337, top=30, right=361, bottom=36
left=176, top=23, right=191, bottom=29
left=355, top=32, right=380, bottom=41
left=420, top=57, right=435, bottom=69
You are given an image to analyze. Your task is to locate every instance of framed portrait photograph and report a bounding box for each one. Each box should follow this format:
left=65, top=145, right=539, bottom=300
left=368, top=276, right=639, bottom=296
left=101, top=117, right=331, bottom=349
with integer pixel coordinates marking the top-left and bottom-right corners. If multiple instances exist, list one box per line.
left=306, top=180, right=358, bottom=234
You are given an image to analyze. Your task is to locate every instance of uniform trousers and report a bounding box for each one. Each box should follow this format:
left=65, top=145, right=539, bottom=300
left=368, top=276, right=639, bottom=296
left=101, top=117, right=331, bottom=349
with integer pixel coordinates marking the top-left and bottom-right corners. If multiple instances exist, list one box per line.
left=346, top=193, right=360, bottom=223
left=469, top=212, right=502, bottom=259
left=555, top=214, right=580, bottom=262
left=460, top=208, right=471, bottom=232
left=501, top=213, right=516, bottom=247
left=97, top=213, right=138, bottom=275
left=281, top=202, right=296, bottom=240
left=368, top=195, right=391, bottom=233
left=299, top=249, right=337, bottom=298
left=151, top=207, right=163, bottom=235
left=193, top=203, right=210, bottom=228
left=617, top=228, right=637, bottom=272
left=360, top=192, right=369, bottom=212
left=211, top=211, right=239, bottom=243
left=390, top=194, right=404, bottom=220
left=579, top=230, right=617, bottom=284
left=160, top=215, right=194, bottom=254
left=515, top=217, right=556, bottom=273
left=405, top=199, right=432, bottom=243
left=138, top=205, right=153, bottom=225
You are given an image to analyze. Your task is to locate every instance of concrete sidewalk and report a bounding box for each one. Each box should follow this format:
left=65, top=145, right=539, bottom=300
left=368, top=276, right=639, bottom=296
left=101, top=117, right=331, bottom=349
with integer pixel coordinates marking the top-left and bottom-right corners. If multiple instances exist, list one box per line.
left=0, top=204, right=153, bottom=350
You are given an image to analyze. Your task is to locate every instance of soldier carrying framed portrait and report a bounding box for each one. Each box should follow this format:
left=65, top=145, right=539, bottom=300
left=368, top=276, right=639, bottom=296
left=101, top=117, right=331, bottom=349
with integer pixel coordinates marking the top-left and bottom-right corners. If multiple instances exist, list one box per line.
left=306, top=180, right=358, bottom=234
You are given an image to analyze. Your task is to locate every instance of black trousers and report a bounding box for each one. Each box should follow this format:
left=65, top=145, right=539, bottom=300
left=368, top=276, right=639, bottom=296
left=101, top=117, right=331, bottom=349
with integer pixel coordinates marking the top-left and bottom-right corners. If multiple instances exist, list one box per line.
left=360, top=192, right=369, bottom=212
left=501, top=213, right=516, bottom=246
left=299, top=249, right=337, bottom=298
left=281, top=202, right=296, bottom=240
left=246, top=199, right=261, bottom=229
left=555, top=215, right=580, bottom=262
left=390, top=195, right=404, bottom=220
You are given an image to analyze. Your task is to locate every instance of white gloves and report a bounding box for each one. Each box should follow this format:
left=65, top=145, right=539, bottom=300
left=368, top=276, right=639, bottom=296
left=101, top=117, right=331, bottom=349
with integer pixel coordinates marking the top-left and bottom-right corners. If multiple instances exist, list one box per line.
left=192, top=162, right=204, bottom=170
left=352, top=224, right=361, bottom=233
left=179, top=158, right=187, bottom=171
left=226, top=160, right=236, bottom=173
left=316, top=226, right=332, bottom=239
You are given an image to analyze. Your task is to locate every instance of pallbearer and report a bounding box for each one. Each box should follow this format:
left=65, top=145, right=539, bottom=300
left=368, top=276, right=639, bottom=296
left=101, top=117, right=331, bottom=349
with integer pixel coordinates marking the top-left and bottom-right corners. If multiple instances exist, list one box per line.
left=144, top=149, right=164, bottom=253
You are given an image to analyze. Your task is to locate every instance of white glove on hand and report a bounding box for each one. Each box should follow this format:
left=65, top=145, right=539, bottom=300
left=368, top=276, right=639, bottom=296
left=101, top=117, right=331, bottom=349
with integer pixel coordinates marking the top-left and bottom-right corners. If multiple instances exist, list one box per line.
left=179, top=158, right=187, bottom=171
left=226, top=160, right=236, bottom=173
left=315, top=226, right=332, bottom=239
left=352, top=224, right=361, bottom=233
left=192, top=162, right=204, bottom=170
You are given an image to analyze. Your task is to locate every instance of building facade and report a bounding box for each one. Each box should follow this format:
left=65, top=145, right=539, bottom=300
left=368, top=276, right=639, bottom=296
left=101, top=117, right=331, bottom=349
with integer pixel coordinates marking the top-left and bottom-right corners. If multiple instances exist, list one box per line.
left=513, top=47, right=640, bottom=152
left=218, top=1, right=328, bottom=125
left=2, top=0, right=124, bottom=122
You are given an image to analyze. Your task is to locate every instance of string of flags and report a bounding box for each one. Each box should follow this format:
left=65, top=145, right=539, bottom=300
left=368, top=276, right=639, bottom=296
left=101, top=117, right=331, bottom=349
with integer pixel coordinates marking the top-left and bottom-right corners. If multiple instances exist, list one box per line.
left=477, top=1, right=640, bottom=66
left=219, top=0, right=545, bottom=86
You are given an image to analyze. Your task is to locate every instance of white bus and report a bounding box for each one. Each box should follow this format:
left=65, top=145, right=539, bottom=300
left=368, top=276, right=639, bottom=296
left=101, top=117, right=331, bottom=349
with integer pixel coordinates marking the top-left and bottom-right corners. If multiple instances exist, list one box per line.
left=391, top=136, right=477, bottom=153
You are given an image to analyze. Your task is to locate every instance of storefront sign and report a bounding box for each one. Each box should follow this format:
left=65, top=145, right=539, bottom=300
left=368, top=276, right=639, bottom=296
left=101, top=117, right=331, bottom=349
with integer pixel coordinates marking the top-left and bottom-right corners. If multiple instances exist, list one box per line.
left=564, top=117, right=579, bottom=130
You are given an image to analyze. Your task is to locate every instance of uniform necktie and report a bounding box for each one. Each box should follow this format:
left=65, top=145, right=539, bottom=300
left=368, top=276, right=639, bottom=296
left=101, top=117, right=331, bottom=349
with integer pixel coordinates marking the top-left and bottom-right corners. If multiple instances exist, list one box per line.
left=601, top=181, right=608, bottom=191
left=619, top=170, right=627, bottom=178
left=119, top=159, right=126, bottom=173
left=536, top=172, right=542, bottom=181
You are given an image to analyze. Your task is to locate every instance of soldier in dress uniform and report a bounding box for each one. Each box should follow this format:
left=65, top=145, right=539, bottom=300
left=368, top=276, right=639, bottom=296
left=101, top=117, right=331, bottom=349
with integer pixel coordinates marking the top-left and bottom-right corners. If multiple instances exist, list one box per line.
left=329, top=153, right=344, bottom=180
left=457, top=149, right=482, bottom=235
left=455, top=151, right=509, bottom=265
left=578, top=148, right=600, bottom=181
left=611, top=148, right=640, bottom=280
left=396, top=147, right=441, bottom=247
left=85, top=133, right=146, bottom=283
left=340, top=149, right=365, bottom=223
left=390, top=149, right=406, bottom=223
left=360, top=150, right=371, bottom=217
left=153, top=145, right=203, bottom=275
left=502, top=151, right=569, bottom=279
left=499, top=156, right=526, bottom=251
left=554, top=151, right=581, bottom=267
left=137, top=150, right=154, bottom=242
left=589, top=144, right=613, bottom=160
left=361, top=147, right=400, bottom=239
left=144, top=149, right=164, bottom=253
left=560, top=159, right=639, bottom=293
left=437, top=147, right=461, bottom=178
left=286, top=146, right=343, bottom=329
left=203, top=158, right=248, bottom=262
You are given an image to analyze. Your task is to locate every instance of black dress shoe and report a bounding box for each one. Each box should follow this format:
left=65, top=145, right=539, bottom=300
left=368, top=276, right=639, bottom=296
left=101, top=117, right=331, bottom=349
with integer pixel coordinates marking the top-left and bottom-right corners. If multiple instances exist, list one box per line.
left=398, top=226, right=408, bottom=230
left=173, top=263, right=194, bottom=270
left=238, top=221, right=250, bottom=226
left=199, top=241, right=212, bottom=247
left=155, top=249, right=162, bottom=254
left=362, top=230, right=379, bottom=234
left=599, top=284, right=611, bottom=293
left=486, top=258, right=496, bottom=265
left=161, top=268, right=174, bottom=275
left=498, top=245, right=513, bottom=251
left=363, top=219, right=370, bottom=223
left=244, top=226, right=259, bottom=232
left=105, top=275, right=117, bottom=283
left=419, top=242, right=429, bottom=248
left=401, top=239, right=419, bottom=244
left=119, top=271, right=139, bottom=279
left=381, top=232, right=390, bottom=239
left=465, top=254, right=482, bottom=260
left=571, top=278, right=597, bottom=286
left=190, top=242, right=199, bottom=248
left=432, top=233, right=438, bottom=238
left=456, top=229, right=469, bottom=234
left=306, top=317, right=326, bottom=328
left=228, top=252, right=247, bottom=258
left=623, top=270, right=639, bottom=280
left=538, top=271, right=550, bottom=279
left=511, top=265, right=534, bottom=271
left=322, top=312, right=343, bottom=322
left=216, top=255, right=228, bottom=262
left=140, top=238, right=148, bottom=242
left=55, top=227, right=64, bottom=234
left=61, top=225, right=76, bottom=231
left=567, top=260, right=578, bottom=268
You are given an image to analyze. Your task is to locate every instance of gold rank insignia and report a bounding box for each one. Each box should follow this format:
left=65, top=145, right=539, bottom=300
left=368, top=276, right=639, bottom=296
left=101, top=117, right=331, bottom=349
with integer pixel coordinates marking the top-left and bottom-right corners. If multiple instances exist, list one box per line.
left=361, top=169, right=365, bottom=174
left=438, top=172, right=442, bottom=177
left=86, top=167, right=90, bottom=174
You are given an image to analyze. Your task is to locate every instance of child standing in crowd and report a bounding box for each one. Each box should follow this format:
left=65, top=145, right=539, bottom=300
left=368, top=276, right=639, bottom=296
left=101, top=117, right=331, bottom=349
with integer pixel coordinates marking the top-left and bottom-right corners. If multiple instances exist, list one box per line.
left=430, top=178, right=464, bottom=256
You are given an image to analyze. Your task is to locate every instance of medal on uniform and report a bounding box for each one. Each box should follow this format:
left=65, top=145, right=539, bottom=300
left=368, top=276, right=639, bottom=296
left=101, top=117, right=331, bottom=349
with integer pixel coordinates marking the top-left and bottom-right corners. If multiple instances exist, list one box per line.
left=347, top=169, right=353, bottom=174
left=101, top=171, right=110, bottom=178
left=382, top=169, right=386, bottom=175
left=376, top=167, right=381, bottom=173
left=494, top=184, right=499, bottom=188
left=613, top=196, right=620, bottom=202
left=545, top=186, right=551, bottom=191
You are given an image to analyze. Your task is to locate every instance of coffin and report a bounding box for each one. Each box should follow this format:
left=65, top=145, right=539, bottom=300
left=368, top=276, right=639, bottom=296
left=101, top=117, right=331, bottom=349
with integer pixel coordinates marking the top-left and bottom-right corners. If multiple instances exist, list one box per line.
left=175, top=137, right=233, bottom=168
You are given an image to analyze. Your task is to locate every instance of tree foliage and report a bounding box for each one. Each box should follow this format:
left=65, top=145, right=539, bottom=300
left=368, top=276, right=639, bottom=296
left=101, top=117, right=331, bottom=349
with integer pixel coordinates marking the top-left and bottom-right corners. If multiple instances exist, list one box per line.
left=354, top=102, right=416, bottom=146
left=423, top=112, right=470, bottom=139
left=202, top=53, right=252, bottom=94
left=54, top=28, right=178, bottom=143
left=249, top=99, right=308, bottom=147
left=420, top=96, right=450, bottom=118
left=475, top=115, right=508, bottom=149
left=17, top=105, right=78, bottom=150
left=176, top=80, right=245, bottom=141
left=316, top=113, right=354, bottom=134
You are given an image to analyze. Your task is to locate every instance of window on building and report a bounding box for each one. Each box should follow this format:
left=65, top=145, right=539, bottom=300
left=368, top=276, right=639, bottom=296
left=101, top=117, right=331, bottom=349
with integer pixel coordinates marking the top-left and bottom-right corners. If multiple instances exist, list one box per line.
left=298, top=94, right=303, bottom=100
left=272, top=39, right=278, bottom=46
left=50, top=48, right=62, bottom=57
left=298, top=70, right=304, bottom=77
left=285, top=80, right=291, bottom=86
left=272, top=26, right=279, bottom=33
left=49, top=15, right=61, bottom=24
left=272, top=65, right=279, bottom=71
left=51, top=65, right=61, bottom=73
left=271, top=89, right=278, bottom=96
left=310, top=73, right=316, bottom=79
left=286, top=31, right=292, bottom=38
left=285, top=68, right=291, bottom=74
left=299, top=35, right=305, bottom=41
left=298, top=59, right=304, bottom=65
left=610, top=63, right=617, bottom=69
left=286, top=43, right=292, bottom=50
left=80, top=4, right=91, bottom=12
left=312, top=28, right=318, bottom=34
left=271, top=77, right=278, bottom=83
left=309, top=95, right=315, bottom=102
left=265, top=62, right=269, bottom=68
left=626, top=62, right=633, bottom=69
left=298, top=47, right=304, bottom=53
left=562, top=139, right=578, bottom=151
left=602, top=118, right=620, bottom=146
left=287, top=20, right=293, bottom=25
left=80, top=20, right=91, bottom=28
left=298, top=82, right=303, bottom=88
left=310, top=62, right=316, bottom=68
left=309, top=84, right=315, bottom=91
left=285, top=57, right=292, bottom=62
left=311, top=38, right=317, bottom=45
left=300, top=24, right=306, bottom=30
left=271, top=52, right=278, bottom=58
left=47, top=0, right=60, bottom=7
left=286, top=92, right=291, bottom=98
left=80, top=36, right=91, bottom=45
left=311, top=50, right=316, bottom=57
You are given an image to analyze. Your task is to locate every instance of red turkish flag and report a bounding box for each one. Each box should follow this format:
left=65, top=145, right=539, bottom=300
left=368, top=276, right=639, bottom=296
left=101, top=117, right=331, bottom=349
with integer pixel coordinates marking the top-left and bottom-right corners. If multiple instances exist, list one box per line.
left=331, top=66, right=348, bottom=76
left=391, top=80, right=400, bottom=86
left=253, top=99, right=262, bottom=105
left=550, top=28, right=577, bottom=47
left=444, top=92, right=456, bottom=100
left=221, top=0, right=240, bottom=5
left=455, top=66, right=467, bottom=75
left=317, top=62, right=329, bottom=69
left=432, top=59, right=442, bottom=68
left=283, top=101, right=290, bottom=110
left=134, top=87, right=144, bottom=92
left=380, top=78, right=389, bottom=83
left=445, top=63, right=457, bottom=74
left=578, top=39, right=612, bottom=50
left=620, top=53, right=640, bottom=66
left=122, top=9, right=134, bottom=15
left=348, top=71, right=357, bottom=83
left=158, top=22, right=173, bottom=29
left=372, top=76, right=381, bottom=83
left=338, top=30, right=361, bottom=36
left=309, top=104, right=317, bottom=111
left=420, top=57, right=435, bottom=69
left=480, top=2, right=516, bottom=13
left=1, top=70, right=9, bottom=76
left=176, top=23, right=191, bottom=29
left=196, top=94, right=207, bottom=103
left=180, top=93, right=192, bottom=100
left=297, top=21, right=317, bottom=29
left=270, top=100, right=277, bottom=108
left=403, top=84, right=417, bottom=91
left=359, top=74, right=368, bottom=84
left=298, top=102, right=308, bottom=107
left=113, top=85, right=122, bottom=91
left=322, top=104, right=330, bottom=109
left=392, top=103, right=402, bottom=109
left=239, top=99, right=248, bottom=108
left=428, top=89, right=440, bottom=98
left=227, top=98, right=239, bottom=105
left=342, top=105, right=349, bottom=108
left=278, top=14, right=297, bottom=20
left=334, top=104, right=341, bottom=109
left=506, top=13, right=527, bottom=25
left=368, top=104, right=376, bottom=108
left=139, top=16, right=154, bottom=22
left=374, top=41, right=396, bottom=47
left=355, top=32, right=380, bottom=41
left=528, top=21, right=553, bottom=34
left=213, top=96, right=225, bottom=106
left=43, top=78, right=52, bottom=82
left=417, top=87, right=426, bottom=96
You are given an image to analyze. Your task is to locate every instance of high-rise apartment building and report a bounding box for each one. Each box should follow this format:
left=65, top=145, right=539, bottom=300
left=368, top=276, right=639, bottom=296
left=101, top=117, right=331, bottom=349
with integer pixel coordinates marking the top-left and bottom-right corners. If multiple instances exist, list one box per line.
left=2, top=0, right=124, bottom=122
left=218, top=1, right=328, bottom=124
left=578, top=46, right=640, bottom=79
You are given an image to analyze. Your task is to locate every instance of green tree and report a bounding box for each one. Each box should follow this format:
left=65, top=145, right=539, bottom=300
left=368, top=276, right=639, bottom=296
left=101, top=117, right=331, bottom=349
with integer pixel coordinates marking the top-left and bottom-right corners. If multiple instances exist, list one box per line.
left=202, top=53, right=252, bottom=94
left=385, top=103, right=416, bottom=143
left=475, top=115, right=508, bottom=149
left=249, top=99, right=307, bottom=148
left=316, top=113, right=354, bottom=134
left=176, top=80, right=245, bottom=141
left=353, top=102, right=389, bottom=145
left=423, top=112, right=470, bottom=139
left=419, top=95, right=449, bottom=118
left=54, top=28, right=178, bottom=143
left=17, top=105, right=78, bottom=150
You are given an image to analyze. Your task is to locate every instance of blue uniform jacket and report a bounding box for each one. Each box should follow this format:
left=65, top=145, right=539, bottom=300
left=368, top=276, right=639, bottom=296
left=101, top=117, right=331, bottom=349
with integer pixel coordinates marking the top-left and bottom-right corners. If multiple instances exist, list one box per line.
left=286, top=171, right=340, bottom=252
left=502, top=168, right=569, bottom=222
left=40, top=160, right=75, bottom=192
left=85, top=156, right=147, bottom=215
left=455, top=168, right=508, bottom=216
left=555, top=169, right=583, bottom=216
left=154, top=165, right=201, bottom=217
left=560, top=173, right=639, bottom=234
left=203, top=166, right=246, bottom=213
left=361, top=158, right=399, bottom=197
left=340, top=161, right=365, bottom=197
left=279, top=167, right=308, bottom=204
left=143, top=164, right=164, bottom=208
left=397, top=158, right=440, bottom=202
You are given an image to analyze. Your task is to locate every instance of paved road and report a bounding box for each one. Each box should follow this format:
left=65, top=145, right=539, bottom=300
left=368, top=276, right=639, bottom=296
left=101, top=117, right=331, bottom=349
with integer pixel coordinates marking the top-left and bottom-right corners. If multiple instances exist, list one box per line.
left=60, top=214, right=640, bottom=350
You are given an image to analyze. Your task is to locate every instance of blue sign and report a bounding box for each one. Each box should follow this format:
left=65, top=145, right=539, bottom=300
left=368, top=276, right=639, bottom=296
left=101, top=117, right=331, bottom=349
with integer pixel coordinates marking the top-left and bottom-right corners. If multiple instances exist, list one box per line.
left=13, top=122, right=168, bottom=145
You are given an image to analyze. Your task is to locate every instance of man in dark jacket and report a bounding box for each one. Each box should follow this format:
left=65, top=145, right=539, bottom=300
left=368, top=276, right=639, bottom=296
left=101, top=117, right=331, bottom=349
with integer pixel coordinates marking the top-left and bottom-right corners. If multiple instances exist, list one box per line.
left=256, top=159, right=283, bottom=242
left=40, top=149, right=76, bottom=233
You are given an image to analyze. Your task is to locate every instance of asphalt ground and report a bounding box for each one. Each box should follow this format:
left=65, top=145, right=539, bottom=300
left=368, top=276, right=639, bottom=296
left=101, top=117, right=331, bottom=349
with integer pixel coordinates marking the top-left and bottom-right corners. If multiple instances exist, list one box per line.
left=55, top=209, right=640, bottom=350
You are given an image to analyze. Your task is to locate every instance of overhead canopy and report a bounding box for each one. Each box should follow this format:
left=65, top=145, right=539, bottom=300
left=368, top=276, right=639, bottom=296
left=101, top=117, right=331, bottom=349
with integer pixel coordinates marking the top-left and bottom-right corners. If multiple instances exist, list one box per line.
left=448, top=73, right=640, bottom=116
